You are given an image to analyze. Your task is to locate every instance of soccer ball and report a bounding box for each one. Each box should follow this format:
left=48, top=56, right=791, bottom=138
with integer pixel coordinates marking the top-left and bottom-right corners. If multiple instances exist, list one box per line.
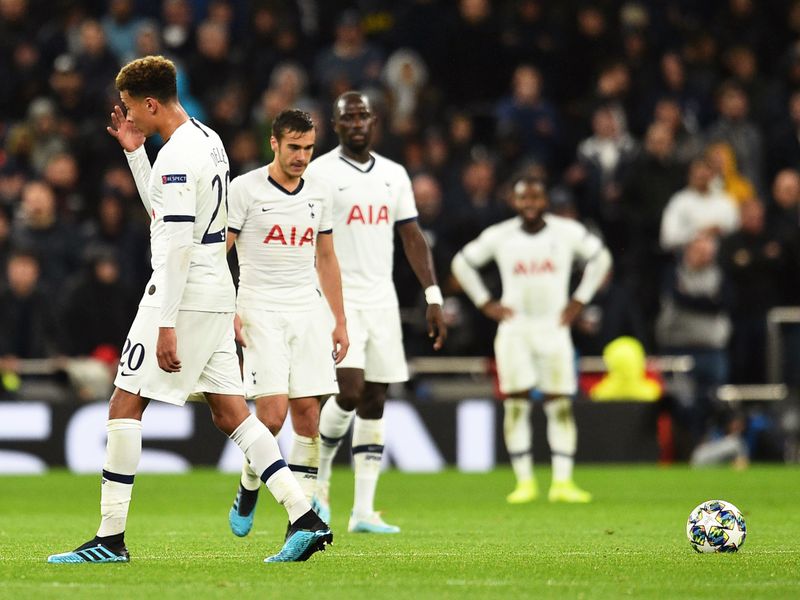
left=686, top=500, right=746, bottom=553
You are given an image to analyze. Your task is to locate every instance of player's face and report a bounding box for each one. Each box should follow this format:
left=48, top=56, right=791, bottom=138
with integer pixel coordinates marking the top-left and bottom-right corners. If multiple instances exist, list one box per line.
left=512, top=181, right=548, bottom=225
left=119, top=91, right=156, bottom=137
left=272, top=129, right=316, bottom=179
left=334, top=98, right=376, bottom=153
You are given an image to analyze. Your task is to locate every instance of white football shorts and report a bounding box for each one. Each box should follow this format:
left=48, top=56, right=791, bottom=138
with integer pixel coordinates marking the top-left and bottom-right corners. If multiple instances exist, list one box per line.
left=337, top=305, right=408, bottom=383
left=114, top=307, right=244, bottom=405
left=238, top=304, right=339, bottom=399
left=494, top=319, right=577, bottom=396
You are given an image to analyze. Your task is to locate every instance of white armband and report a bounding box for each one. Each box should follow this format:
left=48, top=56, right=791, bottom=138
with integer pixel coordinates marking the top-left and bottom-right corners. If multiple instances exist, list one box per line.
left=424, top=285, right=444, bottom=305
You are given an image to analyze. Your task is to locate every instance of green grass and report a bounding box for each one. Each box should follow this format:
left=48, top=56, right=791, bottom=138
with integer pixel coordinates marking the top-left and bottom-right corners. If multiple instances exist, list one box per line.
left=1, top=465, right=799, bottom=599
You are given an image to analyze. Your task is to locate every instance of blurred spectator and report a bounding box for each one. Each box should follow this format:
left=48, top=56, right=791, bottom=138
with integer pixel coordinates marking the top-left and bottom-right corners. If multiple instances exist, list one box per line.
left=442, top=0, right=506, bottom=107
left=186, top=20, right=241, bottom=106
left=382, top=48, right=429, bottom=137
left=494, top=64, right=561, bottom=171
left=10, top=180, right=79, bottom=289
left=719, top=200, right=786, bottom=383
left=0, top=206, right=10, bottom=270
left=313, top=10, right=383, bottom=102
left=6, top=96, right=68, bottom=174
left=706, top=141, right=756, bottom=204
left=101, top=0, right=147, bottom=63
left=767, top=90, right=800, bottom=179
left=656, top=234, right=732, bottom=440
left=80, top=188, right=149, bottom=291
left=766, top=169, right=800, bottom=305
left=161, top=0, right=195, bottom=59
left=569, top=103, right=637, bottom=255
left=130, top=20, right=162, bottom=63
left=499, top=0, right=558, bottom=74
left=621, top=121, right=685, bottom=342
left=42, top=151, right=84, bottom=219
left=706, top=81, right=765, bottom=195
left=652, top=96, right=705, bottom=167
left=0, top=249, right=59, bottom=365
left=74, top=19, right=120, bottom=101
left=59, top=246, right=136, bottom=358
left=660, top=157, right=739, bottom=252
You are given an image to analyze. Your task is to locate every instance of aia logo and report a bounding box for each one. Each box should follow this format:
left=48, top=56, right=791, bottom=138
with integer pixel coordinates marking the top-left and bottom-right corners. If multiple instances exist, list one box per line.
left=263, top=224, right=315, bottom=246
left=347, top=204, right=389, bottom=225
left=513, top=258, right=555, bottom=275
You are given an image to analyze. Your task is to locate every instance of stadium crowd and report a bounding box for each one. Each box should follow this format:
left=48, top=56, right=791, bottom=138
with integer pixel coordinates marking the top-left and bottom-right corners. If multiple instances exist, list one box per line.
left=1, top=0, right=799, bottom=448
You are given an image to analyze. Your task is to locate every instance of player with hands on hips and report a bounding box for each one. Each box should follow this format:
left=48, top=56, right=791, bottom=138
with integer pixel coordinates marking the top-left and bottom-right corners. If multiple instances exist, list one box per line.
left=452, top=176, right=611, bottom=504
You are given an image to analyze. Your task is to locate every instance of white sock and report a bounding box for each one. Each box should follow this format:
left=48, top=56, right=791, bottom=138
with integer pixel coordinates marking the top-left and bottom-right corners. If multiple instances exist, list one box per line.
left=289, top=432, right=319, bottom=502
left=240, top=459, right=261, bottom=492
left=503, top=398, right=533, bottom=485
left=229, top=414, right=309, bottom=523
left=544, top=397, right=577, bottom=483
left=97, top=419, right=142, bottom=537
left=351, top=416, right=383, bottom=520
left=317, top=397, right=354, bottom=489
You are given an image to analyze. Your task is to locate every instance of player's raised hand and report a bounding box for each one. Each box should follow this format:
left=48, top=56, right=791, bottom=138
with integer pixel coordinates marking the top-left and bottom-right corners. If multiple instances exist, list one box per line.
left=233, top=313, right=247, bottom=347
left=331, top=322, right=349, bottom=364
left=426, top=304, right=447, bottom=351
left=560, top=298, right=585, bottom=326
left=156, top=327, right=182, bottom=373
left=481, top=300, right=514, bottom=322
left=106, top=104, right=145, bottom=152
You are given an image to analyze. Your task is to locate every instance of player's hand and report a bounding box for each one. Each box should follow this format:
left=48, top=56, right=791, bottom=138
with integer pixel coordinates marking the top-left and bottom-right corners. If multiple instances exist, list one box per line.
left=106, top=104, right=145, bottom=152
left=156, top=327, right=181, bottom=373
left=481, top=301, right=514, bottom=322
left=331, top=321, right=349, bottom=365
left=560, top=298, right=585, bottom=327
left=426, top=303, right=447, bottom=351
left=233, top=313, right=246, bottom=347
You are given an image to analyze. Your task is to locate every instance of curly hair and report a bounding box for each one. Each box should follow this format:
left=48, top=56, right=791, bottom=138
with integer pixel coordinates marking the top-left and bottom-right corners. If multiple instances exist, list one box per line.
left=115, top=55, right=177, bottom=103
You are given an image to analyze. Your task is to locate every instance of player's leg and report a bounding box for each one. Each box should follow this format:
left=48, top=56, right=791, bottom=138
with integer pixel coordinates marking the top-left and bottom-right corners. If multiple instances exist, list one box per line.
left=49, top=306, right=164, bottom=564
left=286, top=397, right=320, bottom=503
left=47, top=387, right=148, bottom=563
left=208, top=392, right=332, bottom=561
left=229, top=394, right=289, bottom=536
left=494, top=322, right=539, bottom=503
left=503, top=392, right=538, bottom=504
left=317, top=368, right=361, bottom=521
left=347, top=381, right=400, bottom=533
left=347, top=307, right=407, bottom=533
left=317, top=307, right=366, bottom=504
left=228, top=309, right=290, bottom=536
left=284, top=307, right=338, bottom=515
left=538, top=333, right=590, bottom=503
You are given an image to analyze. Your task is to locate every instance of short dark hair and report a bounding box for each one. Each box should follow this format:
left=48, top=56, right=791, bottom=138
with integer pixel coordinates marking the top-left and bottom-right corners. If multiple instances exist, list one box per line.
left=115, top=55, right=177, bottom=103
left=513, top=174, right=547, bottom=192
left=272, top=109, right=315, bottom=140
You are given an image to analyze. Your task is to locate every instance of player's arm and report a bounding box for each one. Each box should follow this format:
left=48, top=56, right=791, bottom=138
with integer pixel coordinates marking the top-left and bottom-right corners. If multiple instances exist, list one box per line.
left=397, top=220, right=447, bottom=350
left=157, top=164, right=197, bottom=373
left=451, top=230, right=512, bottom=322
left=315, top=232, right=349, bottom=363
left=564, top=232, right=613, bottom=326
left=107, top=104, right=152, bottom=214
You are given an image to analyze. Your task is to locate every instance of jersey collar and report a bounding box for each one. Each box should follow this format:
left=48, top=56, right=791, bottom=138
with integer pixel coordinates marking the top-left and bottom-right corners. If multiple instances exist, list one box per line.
left=337, top=147, right=375, bottom=173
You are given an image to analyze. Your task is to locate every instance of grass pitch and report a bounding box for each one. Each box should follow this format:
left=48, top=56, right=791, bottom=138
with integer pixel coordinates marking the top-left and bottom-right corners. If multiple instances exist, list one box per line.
left=1, top=465, right=799, bottom=599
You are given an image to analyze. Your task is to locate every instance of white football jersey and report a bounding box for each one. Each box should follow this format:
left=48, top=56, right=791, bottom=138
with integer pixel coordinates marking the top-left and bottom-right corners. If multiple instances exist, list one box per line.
left=227, top=167, right=333, bottom=311
left=461, top=215, right=603, bottom=326
left=304, top=147, right=418, bottom=308
left=139, top=118, right=235, bottom=313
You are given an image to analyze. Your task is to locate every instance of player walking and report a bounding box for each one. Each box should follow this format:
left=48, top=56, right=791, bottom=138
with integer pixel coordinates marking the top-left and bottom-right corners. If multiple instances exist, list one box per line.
left=225, top=109, right=348, bottom=537
left=47, top=56, right=331, bottom=564
left=451, top=176, right=612, bottom=504
left=306, top=92, right=446, bottom=533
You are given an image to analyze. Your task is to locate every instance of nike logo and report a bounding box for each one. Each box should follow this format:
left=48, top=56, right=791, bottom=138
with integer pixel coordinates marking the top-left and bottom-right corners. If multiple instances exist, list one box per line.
left=119, top=371, right=136, bottom=377
left=261, top=207, right=272, bottom=212
left=338, top=186, right=349, bottom=191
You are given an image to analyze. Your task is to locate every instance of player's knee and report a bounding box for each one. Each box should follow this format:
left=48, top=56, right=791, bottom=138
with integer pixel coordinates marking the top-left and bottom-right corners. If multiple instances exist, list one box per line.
left=357, top=390, right=386, bottom=419
left=336, top=388, right=362, bottom=412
